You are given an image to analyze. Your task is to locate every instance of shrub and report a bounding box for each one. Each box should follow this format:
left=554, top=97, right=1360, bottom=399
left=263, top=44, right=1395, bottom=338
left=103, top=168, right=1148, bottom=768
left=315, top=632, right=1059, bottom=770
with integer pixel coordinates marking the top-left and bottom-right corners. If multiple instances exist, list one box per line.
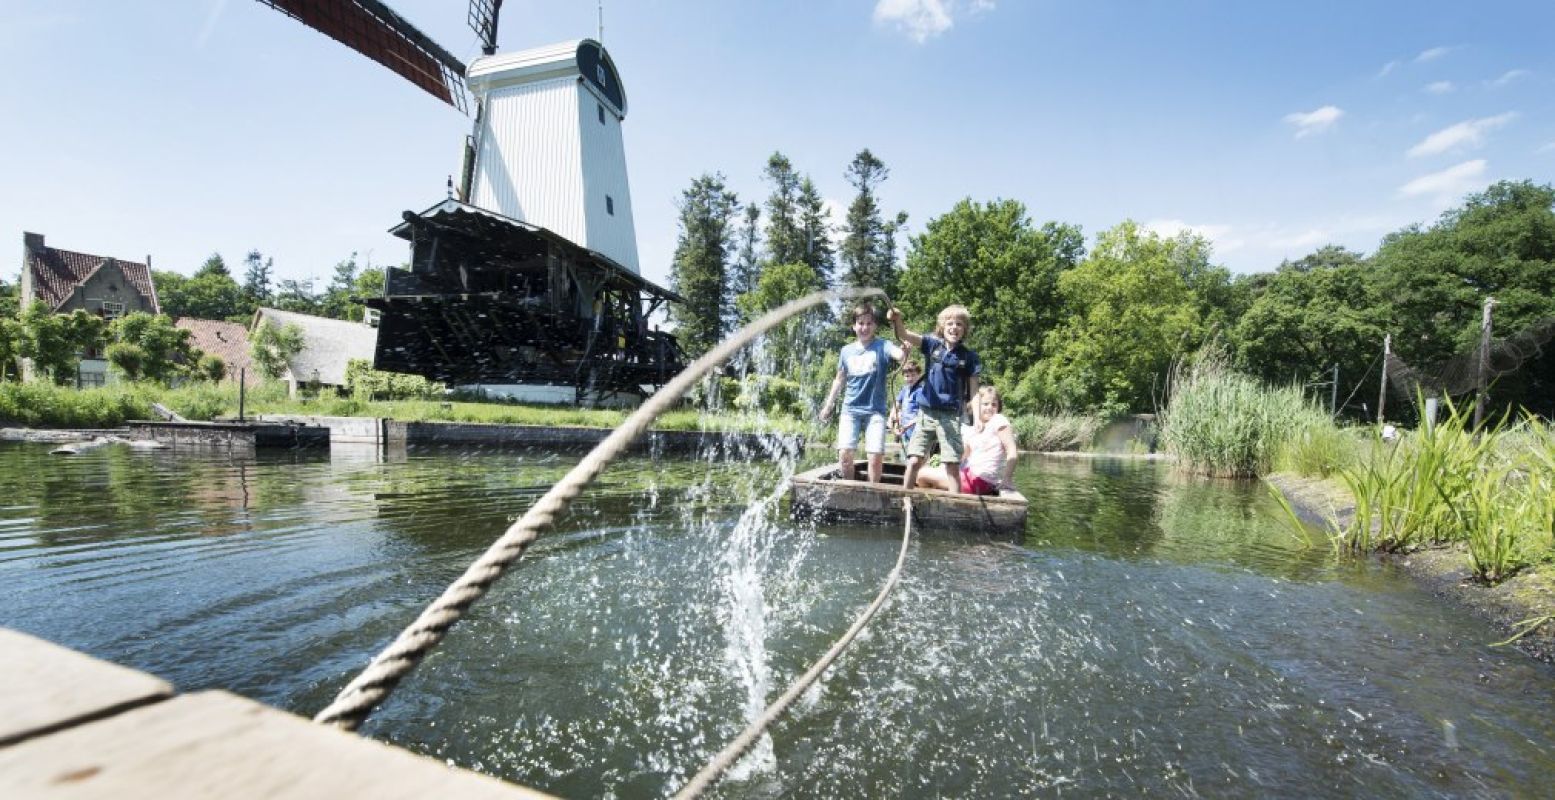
left=1159, top=356, right=1330, bottom=477
left=1010, top=412, right=1102, bottom=451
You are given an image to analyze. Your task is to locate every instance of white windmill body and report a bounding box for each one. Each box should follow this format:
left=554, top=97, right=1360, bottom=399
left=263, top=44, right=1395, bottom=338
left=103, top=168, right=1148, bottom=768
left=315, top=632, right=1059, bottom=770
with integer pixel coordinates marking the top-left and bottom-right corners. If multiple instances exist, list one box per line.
left=466, top=39, right=639, bottom=275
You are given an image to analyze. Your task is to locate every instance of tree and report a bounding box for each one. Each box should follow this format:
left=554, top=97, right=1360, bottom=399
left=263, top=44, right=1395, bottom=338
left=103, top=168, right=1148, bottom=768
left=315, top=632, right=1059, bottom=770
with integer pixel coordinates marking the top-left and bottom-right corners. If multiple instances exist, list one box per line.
left=1032, top=221, right=1207, bottom=415
left=729, top=204, right=762, bottom=313
left=1370, top=180, right=1555, bottom=413
left=195, top=253, right=230, bottom=278
left=762, top=153, right=806, bottom=267
left=796, top=177, right=836, bottom=285
left=321, top=253, right=361, bottom=320
left=669, top=173, right=739, bottom=356
left=0, top=273, right=18, bottom=319
left=735, top=261, right=827, bottom=379
left=155, top=261, right=246, bottom=321
left=898, top=198, right=1083, bottom=388
left=17, top=301, right=106, bottom=384
left=0, top=315, right=20, bottom=381
left=242, top=250, right=274, bottom=307
left=106, top=312, right=199, bottom=382
left=1229, top=252, right=1387, bottom=405
left=273, top=279, right=321, bottom=315
left=250, top=320, right=306, bottom=380
left=839, top=149, right=900, bottom=294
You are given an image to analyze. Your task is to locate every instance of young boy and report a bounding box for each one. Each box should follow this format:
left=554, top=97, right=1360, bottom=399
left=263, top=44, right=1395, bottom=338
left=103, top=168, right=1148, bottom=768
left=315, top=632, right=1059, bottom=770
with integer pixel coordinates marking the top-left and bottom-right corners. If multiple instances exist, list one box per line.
left=887, top=304, right=981, bottom=493
left=820, top=302, right=905, bottom=483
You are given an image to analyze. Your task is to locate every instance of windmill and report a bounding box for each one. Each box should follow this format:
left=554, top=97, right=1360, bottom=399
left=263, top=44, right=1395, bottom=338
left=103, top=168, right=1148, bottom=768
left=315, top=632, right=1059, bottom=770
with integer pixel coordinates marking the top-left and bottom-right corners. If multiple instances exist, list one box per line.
left=255, top=0, right=685, bottom=406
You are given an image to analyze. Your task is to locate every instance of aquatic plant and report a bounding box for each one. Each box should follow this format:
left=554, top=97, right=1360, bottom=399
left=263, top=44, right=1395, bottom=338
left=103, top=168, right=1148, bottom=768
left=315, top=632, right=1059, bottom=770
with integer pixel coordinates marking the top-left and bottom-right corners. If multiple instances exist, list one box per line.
left=1159, top=357, right=1329, bottom=477
left=1009, top=412, right=1103, bottom=452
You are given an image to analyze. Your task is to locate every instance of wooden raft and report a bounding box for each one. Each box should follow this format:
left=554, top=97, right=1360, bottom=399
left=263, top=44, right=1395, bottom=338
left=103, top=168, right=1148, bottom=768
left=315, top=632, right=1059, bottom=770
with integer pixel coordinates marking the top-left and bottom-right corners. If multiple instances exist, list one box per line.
left=0, top=627, right=552, bottom=799
left=790, top=461, right=1028, bottom=535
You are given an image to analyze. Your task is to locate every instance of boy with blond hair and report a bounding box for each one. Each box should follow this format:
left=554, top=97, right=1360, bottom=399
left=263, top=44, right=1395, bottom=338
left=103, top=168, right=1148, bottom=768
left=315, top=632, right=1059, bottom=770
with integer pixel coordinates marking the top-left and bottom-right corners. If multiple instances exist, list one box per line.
left=887, top=304, right=981, bottom=492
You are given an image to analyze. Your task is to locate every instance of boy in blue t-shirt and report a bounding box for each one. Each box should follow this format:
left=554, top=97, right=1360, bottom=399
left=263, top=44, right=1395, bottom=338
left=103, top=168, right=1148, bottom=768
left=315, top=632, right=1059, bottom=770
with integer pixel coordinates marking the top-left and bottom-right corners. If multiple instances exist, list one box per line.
left=820, top=302, right=905, bottom=483
left=887, top=304, right=981, bottom=493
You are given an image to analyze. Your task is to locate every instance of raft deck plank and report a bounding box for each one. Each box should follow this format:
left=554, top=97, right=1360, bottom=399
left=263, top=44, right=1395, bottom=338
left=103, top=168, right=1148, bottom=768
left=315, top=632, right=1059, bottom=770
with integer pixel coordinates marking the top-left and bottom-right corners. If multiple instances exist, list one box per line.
left=0, top=627, right=552, bottom=799
left=790, top=462, right=1028, bottom=535
left=0, top=628, right=172, bottom=747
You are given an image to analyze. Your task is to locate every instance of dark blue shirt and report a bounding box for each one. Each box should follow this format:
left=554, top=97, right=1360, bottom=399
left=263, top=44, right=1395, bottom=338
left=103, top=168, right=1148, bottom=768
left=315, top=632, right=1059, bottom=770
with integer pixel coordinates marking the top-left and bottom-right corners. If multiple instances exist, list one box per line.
left=918, top=334, right=981, bottom=409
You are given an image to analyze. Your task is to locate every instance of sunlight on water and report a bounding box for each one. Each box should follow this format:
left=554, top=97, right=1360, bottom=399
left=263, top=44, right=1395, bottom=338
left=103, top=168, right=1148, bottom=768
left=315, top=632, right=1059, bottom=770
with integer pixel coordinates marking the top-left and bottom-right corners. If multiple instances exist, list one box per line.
left=2, top=435, right=1554, bottom=797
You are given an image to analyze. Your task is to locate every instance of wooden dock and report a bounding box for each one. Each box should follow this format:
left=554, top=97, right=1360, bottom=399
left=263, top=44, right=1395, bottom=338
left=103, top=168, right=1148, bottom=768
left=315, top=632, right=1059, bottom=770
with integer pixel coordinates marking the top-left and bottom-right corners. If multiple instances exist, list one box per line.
left=0, top=627, right=551, bottom=799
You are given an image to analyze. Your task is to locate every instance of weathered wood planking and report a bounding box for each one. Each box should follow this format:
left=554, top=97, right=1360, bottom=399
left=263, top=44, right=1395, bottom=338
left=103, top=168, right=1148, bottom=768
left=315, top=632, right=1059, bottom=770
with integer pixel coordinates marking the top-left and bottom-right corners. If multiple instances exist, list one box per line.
left=790, top=462, right=1028, bottom=535
left=0, top=690, right=553, bottom=799
left=0, top=628, right=172, bottom=747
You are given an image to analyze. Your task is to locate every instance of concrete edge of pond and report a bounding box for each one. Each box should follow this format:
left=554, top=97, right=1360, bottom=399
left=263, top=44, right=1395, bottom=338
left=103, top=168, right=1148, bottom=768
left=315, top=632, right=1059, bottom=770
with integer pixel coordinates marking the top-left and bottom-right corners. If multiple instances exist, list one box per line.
left=1266, top=472, right=1555, bottom=667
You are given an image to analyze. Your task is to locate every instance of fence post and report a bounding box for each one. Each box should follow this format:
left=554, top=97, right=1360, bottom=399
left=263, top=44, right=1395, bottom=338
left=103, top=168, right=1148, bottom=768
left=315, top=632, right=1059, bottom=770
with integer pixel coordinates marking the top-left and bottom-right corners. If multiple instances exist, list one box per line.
left=1473, top=297, right=1496, bottom=430
left=1377, top=334, right=1390, bottom=425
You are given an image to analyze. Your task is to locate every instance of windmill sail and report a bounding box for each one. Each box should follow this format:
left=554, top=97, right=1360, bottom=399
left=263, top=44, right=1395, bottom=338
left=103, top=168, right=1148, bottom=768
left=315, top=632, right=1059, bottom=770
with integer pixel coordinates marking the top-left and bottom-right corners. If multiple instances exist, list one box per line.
left=255, top=0, right=469, bottom=111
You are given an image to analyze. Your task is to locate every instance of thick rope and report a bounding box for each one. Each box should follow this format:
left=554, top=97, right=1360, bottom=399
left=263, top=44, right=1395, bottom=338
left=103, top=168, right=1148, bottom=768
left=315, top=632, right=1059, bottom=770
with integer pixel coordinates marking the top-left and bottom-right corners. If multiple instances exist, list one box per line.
left=672, top=497, right=915, bottom=799
left=315, top=288, right=881, bottom=731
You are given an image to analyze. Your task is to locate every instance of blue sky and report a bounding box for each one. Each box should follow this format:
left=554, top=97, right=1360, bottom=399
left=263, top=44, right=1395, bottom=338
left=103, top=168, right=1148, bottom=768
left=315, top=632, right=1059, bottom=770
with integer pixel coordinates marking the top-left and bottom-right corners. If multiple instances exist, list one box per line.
left=4, top=0, right=1553, bottom=293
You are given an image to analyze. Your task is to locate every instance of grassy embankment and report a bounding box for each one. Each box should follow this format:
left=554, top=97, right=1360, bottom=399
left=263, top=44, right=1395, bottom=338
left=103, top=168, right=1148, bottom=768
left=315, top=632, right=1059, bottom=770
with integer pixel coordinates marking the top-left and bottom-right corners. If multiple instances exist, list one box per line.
left=0, top=381, right=809, bottom=435
left=1160, top=359, right=1555, bottom=592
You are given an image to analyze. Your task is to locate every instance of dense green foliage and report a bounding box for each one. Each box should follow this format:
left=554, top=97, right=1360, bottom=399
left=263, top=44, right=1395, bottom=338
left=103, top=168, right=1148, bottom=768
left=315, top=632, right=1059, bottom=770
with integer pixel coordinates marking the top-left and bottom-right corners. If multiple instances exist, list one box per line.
left=898, top=198, right=1082, bottom=390
left=669, top=173, right=740, bottom=356
left=1159, top=356, right=1333, bottom=478
left=249, top=320, right=306, bottom=380
left=344, top=359, right=445, bottom=401
left=105, top=312, right=200, bottom=382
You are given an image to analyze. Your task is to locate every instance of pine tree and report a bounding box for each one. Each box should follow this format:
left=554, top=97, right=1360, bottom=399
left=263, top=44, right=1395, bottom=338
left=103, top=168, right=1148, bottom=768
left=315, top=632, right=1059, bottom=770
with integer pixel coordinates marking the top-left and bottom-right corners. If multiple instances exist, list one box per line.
left=242, top=250, right=274, bottom=306
left=669, top=174, right=739, bottom=356
left=728, top=204, right=762, bottom=329
left=762, top=153, right=805, bottom=267
left=840, top=149, right=892, bottom=291
left=797, top=177, right=835, bottom=285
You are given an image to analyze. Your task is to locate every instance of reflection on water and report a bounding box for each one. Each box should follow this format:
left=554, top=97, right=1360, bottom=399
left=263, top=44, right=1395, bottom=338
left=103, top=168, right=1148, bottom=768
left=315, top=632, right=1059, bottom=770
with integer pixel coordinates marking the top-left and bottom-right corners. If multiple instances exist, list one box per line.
left=2, top=442, right=1552, bottom=797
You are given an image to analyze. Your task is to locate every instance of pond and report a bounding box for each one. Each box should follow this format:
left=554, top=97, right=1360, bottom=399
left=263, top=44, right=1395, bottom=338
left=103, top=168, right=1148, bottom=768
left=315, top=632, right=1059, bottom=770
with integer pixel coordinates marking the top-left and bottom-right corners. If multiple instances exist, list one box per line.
left=2, top=439, right=1552, bottom=797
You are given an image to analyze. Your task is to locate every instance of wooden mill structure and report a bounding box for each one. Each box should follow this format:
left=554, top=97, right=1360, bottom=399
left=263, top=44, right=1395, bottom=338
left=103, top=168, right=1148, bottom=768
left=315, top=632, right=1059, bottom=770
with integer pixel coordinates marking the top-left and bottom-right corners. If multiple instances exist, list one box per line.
left=256, top=0, right=685, bottom=405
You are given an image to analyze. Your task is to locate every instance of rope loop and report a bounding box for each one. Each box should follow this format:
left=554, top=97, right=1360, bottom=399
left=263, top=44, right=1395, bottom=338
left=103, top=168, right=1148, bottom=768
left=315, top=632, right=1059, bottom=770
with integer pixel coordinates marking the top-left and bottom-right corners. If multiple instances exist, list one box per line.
left=315, top=288, right=888, bottom=731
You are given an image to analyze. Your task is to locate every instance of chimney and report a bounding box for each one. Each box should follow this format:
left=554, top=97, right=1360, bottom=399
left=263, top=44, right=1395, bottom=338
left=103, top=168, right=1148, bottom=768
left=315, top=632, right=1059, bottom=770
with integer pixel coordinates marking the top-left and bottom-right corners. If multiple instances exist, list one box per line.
left=23, top=231, right=43, bottom=250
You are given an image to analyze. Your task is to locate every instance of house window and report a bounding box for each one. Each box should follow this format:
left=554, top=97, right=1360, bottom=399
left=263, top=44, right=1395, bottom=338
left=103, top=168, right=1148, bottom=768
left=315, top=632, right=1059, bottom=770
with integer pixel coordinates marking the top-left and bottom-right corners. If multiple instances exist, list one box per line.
left=597, top=102, right=605, bottom=124
left=606, top=195, right=615, bottom=216
left=101, top=300, right=125, bottom=319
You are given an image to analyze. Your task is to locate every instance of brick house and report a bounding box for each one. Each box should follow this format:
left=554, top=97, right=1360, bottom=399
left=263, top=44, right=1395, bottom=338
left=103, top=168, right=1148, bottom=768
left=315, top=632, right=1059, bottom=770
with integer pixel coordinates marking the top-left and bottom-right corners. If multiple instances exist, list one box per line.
left=175, top=318, right=259, bottom=386
left=20, top=231, right=160, bottom=385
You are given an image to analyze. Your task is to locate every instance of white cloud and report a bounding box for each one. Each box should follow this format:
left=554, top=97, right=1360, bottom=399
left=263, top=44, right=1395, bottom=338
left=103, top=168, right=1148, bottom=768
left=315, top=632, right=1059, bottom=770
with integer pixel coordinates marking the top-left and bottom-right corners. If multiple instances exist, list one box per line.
left=1377, top=60, right=1399, bottom=78
left=1538, top=141, right=1555, bottom=154
left=195, top=0, right=229, bottom=49
left=1415, top=46, right=1454, bottom=63
left=1283, top=105, right=1343, bottom=138
left=1270, top=229, right=1332, bottom=250
left=1424, top=81, right=1454, bottom=94
left=1407, top=112, right=1516, bottom=158
left=1144, top=220, right=1242, bottom=253
left=1489, top=68, right=1529, bottom=87
left=874, top=0, right=954, bottom=43
left=1399, top=160, right=1489, bottom=198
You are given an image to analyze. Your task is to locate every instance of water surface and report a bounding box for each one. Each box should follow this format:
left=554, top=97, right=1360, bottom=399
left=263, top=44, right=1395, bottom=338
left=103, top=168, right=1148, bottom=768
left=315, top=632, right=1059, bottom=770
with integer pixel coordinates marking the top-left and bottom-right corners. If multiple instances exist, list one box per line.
left=2, top=441, right=1550, bottom=798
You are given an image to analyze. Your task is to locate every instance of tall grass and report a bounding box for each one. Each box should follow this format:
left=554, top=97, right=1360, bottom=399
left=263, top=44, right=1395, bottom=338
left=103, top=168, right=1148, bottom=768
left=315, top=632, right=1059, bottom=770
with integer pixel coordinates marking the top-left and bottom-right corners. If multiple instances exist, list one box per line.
left=1159, top=359, right=1333, bottom=478
left=1332, top=399, right=1552, bottom=583
left=1010, top=412, right=1103, bottom=451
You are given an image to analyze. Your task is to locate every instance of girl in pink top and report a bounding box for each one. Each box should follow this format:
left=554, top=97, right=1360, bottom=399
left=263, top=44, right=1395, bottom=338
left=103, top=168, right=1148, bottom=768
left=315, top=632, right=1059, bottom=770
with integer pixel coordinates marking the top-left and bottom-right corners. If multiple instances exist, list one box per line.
left=917, top=385, right=1018, bottom=495
left=962, top=385, right=1018, bottom=494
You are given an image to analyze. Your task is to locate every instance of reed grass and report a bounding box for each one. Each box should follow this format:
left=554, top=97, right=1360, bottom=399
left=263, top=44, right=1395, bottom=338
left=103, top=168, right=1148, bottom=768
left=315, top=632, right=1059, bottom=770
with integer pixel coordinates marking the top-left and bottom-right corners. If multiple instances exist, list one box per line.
left=1010, top=412, right=1103, bottom=452
left=1330, top=399, right=1553, bottom=582
left=1159, top=359, right=1332, bottom=478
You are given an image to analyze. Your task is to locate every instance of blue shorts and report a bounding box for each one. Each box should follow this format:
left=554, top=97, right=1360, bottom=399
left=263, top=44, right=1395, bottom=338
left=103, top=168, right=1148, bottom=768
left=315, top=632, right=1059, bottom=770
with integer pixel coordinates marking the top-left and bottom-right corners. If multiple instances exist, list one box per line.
left=838, top=410, right=888, bottom=455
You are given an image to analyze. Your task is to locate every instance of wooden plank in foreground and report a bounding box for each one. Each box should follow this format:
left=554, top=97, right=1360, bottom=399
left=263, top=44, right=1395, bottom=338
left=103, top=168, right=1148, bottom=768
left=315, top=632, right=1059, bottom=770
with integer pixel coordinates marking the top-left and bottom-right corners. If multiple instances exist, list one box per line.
left=0, top=628, right=173, bottom=747
left=0, top=690, right=553, bottom=799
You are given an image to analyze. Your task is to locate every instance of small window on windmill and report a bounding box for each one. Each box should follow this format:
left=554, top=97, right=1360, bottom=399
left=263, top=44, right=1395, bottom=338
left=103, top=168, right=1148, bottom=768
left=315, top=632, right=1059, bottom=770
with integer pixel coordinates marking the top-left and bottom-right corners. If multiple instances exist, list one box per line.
left=597, top=102, right=605, bottom=125
left=606, top=195, right=615, bottom=216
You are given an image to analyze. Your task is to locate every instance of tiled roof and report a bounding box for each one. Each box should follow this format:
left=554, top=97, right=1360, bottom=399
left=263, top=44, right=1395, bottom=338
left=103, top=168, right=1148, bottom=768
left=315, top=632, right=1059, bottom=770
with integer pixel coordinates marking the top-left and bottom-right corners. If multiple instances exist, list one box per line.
left=25, top=242, right=159, bottom=313
left=175, top=318, right=258, bottom=384
left=251, top=307, right=378, bottom=387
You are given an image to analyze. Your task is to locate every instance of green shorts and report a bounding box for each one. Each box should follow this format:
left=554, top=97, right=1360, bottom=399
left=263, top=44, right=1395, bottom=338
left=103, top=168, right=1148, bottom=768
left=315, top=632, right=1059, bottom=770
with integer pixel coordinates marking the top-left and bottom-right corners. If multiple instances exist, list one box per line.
left=907, top=406, right=962, bottom=463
